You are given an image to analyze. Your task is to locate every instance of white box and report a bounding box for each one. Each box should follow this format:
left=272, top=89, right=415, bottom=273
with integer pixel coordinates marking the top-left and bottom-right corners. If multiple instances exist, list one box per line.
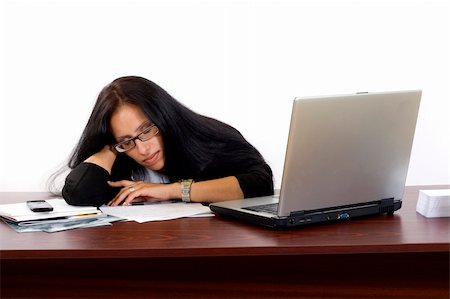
left=416, top=189, right=450, bottom=218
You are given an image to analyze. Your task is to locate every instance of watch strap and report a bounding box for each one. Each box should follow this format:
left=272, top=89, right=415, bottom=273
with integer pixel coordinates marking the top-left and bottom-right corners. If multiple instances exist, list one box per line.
left=181, top=179, right=194, bottom=202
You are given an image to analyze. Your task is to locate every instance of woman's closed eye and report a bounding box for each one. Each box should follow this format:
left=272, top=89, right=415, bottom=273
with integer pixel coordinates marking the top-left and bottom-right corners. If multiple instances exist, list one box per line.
left=140, top=126, right=156, bottom=138
left=120, top=139, right=134, bottom=147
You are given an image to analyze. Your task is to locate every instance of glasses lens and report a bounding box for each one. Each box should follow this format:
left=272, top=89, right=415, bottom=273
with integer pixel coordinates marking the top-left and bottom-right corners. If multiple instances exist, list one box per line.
left=115, top=140, right=135, bottom=152
left=139, top=126, right=158, bottom=141
left=113, top=126, right=158, bottom=153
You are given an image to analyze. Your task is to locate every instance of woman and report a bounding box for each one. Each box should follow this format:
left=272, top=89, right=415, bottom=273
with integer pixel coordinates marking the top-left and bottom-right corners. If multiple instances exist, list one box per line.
left=61, top=76, right=274, bottom=207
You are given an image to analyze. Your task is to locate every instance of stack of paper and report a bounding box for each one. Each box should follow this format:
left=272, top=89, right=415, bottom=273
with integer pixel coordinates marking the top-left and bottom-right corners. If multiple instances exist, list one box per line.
left=0, top=198, right=121, bottom=233
left=1, top=198, right=214, bottom=232
left=416, top=189, right=450, bottom=218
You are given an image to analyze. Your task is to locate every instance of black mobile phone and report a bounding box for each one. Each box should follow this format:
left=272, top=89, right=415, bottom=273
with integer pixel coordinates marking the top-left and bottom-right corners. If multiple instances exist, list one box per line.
left=26, top=200, right=54, bottom=212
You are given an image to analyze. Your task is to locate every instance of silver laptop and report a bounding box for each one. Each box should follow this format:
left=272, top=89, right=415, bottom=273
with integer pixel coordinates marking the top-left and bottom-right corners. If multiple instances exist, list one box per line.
left=210, top=90, right=422, bottom=228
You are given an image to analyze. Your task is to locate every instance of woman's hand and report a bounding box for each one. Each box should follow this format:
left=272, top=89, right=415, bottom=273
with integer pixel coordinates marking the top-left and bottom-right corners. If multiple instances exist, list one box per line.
left=84, top=145, right=118, bottom=174
left=107, top=180, right=177, bottom=206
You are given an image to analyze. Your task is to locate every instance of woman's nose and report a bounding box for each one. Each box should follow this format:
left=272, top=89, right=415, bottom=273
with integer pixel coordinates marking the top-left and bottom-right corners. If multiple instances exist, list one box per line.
left=135, top=139, right=150, bottom=155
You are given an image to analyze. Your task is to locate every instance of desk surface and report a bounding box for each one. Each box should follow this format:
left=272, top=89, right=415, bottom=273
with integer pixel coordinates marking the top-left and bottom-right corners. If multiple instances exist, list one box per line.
left=1, top=186, right=449, bottom=299
left=1, top=185, right=449, bottom=259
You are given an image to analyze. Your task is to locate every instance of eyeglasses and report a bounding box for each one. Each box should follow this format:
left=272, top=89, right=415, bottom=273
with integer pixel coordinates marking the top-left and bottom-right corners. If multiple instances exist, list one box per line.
left=113, top=125, right=159, bottom=153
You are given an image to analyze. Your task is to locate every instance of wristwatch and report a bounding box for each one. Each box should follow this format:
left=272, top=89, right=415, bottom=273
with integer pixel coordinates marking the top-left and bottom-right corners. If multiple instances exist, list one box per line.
left=180, top=179, right=194, bottom=203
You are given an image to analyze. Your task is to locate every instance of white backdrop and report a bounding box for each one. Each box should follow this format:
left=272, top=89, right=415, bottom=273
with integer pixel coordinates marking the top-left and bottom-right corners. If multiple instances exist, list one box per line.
left=1, top=0, right=449, bottom=191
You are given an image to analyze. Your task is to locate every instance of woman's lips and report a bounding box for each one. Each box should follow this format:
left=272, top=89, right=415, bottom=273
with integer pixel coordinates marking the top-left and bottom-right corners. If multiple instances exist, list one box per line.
left=143, top=151, right=159, bottom=166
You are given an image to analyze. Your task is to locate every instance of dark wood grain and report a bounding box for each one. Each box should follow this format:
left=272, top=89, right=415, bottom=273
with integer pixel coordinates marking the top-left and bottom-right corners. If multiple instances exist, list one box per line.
left=1, top=186, right=449, bottom=298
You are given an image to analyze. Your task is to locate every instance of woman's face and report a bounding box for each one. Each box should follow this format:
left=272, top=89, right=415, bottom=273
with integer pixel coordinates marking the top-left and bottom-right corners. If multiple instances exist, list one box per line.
left=110, top=103, right=165, bottom=171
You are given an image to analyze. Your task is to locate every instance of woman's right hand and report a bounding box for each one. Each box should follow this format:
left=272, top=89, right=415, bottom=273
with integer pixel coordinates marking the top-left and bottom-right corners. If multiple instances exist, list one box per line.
left=84, top=145, right=118, bottom=174
left=107, top=180, right=178, bottom=206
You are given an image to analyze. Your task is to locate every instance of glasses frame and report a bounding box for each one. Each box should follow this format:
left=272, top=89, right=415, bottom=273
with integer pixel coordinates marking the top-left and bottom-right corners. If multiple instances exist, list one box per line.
left=113, top=125, right=159, bottom=153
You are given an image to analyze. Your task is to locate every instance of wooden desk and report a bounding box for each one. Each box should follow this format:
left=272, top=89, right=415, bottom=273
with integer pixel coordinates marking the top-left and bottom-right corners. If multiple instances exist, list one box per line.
left=1, top=186, right=449, bottom=298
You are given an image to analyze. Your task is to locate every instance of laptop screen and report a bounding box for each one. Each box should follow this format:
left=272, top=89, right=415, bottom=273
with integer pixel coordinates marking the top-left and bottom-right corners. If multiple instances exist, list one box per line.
left=277, top=91, right=421, bottom=216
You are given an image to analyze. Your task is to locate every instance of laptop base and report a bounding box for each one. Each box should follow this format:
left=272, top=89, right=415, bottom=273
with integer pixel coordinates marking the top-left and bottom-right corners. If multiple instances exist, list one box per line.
left=210, top=199, right=402, bottom=229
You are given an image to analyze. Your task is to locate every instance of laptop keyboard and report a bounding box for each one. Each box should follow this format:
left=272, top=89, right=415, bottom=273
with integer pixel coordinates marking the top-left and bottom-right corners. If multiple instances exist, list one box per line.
left=244, top=203, right=279, bottom=214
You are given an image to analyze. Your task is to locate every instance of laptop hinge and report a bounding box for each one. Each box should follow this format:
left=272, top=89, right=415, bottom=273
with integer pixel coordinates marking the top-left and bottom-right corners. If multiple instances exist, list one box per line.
left=379, top=197, right=395, bottom=214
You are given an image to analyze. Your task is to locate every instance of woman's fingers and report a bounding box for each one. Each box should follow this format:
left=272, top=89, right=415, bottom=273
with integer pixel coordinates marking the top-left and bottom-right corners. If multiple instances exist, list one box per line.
left=107, top=180, right=134, bottom=188
left=121, top=188, right=142, bottom=206
left=108, top=181, right=139, bottom=206
left=107, top=181, right=171, bottom=206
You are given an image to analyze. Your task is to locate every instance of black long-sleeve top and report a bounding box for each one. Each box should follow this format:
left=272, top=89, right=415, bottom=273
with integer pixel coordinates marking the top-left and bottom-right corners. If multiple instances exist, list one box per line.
left=62, top=157, right=274, bottom=207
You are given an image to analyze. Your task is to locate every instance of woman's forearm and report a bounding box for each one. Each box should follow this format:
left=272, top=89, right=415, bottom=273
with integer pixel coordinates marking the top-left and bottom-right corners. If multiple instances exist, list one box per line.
left=172, top=176, right=244, bottom=203
left=63, top=146, right=119, bottom=206
left=84, top=145, right=117, bottom=174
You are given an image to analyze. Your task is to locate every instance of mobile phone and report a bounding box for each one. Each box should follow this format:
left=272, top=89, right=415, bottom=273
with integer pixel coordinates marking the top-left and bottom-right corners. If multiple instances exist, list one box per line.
left=26, top=200, right=54, bottom=212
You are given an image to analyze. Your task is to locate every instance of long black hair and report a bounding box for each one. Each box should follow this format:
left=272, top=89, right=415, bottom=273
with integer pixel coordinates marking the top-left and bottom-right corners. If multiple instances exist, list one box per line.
left=64, top=76, right=267, bottom=183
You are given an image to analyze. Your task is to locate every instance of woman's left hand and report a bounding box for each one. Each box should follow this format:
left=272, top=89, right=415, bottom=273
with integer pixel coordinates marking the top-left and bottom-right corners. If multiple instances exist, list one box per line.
left=107, top=180, right=176, bottom=206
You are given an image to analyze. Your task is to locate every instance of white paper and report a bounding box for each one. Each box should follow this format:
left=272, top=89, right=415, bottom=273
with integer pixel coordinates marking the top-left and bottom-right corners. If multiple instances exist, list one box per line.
left=100, top=201, right=213, bottom=223
left=416, top=189, right=450, bottom=218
